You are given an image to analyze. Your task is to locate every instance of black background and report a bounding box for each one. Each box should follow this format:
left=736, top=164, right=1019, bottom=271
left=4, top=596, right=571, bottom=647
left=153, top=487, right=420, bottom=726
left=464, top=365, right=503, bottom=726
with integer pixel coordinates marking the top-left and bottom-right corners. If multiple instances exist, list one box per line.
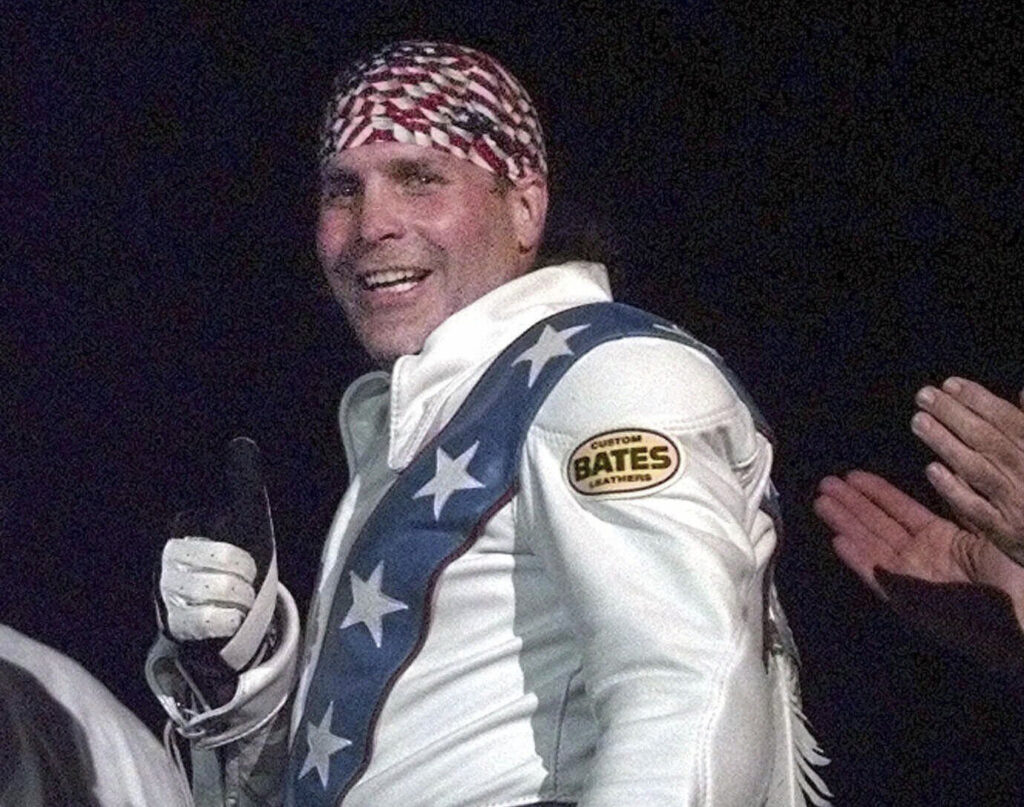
left=4, top=1, right=1024, bottom=804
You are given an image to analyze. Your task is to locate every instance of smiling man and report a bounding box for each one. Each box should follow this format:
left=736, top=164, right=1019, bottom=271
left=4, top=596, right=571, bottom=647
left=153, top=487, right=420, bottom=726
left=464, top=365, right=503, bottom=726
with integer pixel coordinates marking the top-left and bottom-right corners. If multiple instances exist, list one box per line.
left=317, top=142, right=546, bottom=365
left=149, top=41, right=828, bottom=807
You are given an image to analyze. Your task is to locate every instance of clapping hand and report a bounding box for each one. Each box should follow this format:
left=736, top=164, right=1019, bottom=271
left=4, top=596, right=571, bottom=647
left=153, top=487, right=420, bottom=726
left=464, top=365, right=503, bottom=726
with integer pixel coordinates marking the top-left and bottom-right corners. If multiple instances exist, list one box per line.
left=912, top=377, right=1024, bottom=567
left=815, top=470, right=1024, bottom=672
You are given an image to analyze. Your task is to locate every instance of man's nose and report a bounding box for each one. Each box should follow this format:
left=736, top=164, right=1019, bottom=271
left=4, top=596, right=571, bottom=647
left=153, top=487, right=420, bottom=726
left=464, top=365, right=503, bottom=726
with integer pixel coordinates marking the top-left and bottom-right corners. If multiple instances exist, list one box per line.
left=357, top=185, right=404, bottom=244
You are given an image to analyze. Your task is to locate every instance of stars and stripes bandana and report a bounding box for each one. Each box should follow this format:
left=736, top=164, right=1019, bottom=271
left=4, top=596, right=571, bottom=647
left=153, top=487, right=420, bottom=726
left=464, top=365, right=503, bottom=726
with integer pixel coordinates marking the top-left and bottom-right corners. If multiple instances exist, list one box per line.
left=319, top=40, right=548, bottom=180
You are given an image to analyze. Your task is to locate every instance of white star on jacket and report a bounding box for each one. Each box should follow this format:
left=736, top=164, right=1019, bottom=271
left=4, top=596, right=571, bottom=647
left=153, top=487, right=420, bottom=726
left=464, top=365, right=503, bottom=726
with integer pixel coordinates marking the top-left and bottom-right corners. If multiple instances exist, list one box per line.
left=300, top=701, right=352, bottom=788
left=413, top=442, right=486, bottom=520
left=339, top=562, right=409, bottom=648
left=513, top=323, right=590, bottom=387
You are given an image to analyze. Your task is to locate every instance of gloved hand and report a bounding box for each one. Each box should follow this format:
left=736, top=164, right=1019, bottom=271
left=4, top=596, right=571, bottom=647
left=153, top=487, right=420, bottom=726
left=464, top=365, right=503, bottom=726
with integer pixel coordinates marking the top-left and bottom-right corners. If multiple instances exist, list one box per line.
left=156, top=437, right=278, bottom=673
left=160, top=537, right=257, bottom=640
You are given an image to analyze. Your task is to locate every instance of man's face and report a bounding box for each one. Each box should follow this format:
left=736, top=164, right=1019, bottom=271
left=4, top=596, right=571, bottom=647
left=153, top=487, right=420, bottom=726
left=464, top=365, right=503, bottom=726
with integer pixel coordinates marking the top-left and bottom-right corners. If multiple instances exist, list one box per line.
left=317, top=142, right=534, bottom=365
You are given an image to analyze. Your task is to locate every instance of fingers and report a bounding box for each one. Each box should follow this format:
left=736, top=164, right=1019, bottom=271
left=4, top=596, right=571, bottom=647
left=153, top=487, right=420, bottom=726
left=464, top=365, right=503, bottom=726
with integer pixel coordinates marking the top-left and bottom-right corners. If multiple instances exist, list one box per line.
left=923, top=462, right=999, bottom=533
left=814, top=475, right=902, bottom=596
left=940, top=377, right=1024, bottom=443
left=164, top=604, right=251, bottom=641
left=816, top=472, right=916, bottom=553
left=926, top=460, right=1024, bottom=567
left=912, top=398, right=997, bottom=493
left=914, top=379, right=1024, bottom=494
left=162, top=538, right=258, bottom=580
left=160, top=538, right=257, bottom=641
left=912, top=413, right=1006, bottom=506
left=814, top=481, right=873, bottom=544
left=843, top=470, right=939, bottom=536
left=218, top=437, right=274, bottom=566
left=914, top=378, right=1024, bottom=562
left=815, top=470, right=968, bottom=594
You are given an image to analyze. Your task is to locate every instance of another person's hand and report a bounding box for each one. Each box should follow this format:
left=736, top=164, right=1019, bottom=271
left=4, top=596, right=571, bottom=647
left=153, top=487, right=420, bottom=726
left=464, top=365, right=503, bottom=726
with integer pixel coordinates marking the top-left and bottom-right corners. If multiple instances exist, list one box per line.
left=815, top=470, right=1024, bottom=672
left=815, top=471, right=1024, bottom=624
left=912, top=377, right=1024, bottom=566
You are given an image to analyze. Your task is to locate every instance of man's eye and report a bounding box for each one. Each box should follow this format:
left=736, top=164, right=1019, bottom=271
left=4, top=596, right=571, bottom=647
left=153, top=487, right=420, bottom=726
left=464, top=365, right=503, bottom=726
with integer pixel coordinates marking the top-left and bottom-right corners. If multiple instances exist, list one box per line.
left=401, top=169, right=445, bottom=190
left=321, top=176, right=360, bottom=204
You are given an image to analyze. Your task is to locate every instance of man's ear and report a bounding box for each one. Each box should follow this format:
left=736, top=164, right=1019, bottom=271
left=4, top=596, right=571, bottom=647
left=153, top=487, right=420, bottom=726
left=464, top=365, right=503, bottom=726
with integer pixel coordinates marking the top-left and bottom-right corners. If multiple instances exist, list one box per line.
left=507, top=173, right=548, bottom=255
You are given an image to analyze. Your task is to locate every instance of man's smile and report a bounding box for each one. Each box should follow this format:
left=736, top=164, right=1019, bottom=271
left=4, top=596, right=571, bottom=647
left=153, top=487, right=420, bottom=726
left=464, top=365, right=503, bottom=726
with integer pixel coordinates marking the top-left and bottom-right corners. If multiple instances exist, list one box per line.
left=358, top=267, right=433, bottom=294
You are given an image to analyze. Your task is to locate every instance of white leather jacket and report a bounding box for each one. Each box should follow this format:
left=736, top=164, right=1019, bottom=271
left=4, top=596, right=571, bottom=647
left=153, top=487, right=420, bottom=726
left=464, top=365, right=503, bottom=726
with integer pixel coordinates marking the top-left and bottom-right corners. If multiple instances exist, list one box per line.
left=150, top=261, right=826, bottom=807
left=2, top=625, right=192, bottom=807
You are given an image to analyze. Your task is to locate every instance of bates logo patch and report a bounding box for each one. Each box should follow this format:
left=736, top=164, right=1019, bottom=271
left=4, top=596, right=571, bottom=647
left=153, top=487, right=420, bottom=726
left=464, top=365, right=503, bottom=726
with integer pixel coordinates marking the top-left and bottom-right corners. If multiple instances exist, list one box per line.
left=567, top=428, right=683, bottom=496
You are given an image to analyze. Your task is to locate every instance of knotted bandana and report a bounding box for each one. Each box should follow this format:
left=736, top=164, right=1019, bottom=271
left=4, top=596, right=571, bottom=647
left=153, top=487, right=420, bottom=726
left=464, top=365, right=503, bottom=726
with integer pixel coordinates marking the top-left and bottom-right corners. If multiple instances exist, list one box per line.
left=320, top=41, right=547, bottom=181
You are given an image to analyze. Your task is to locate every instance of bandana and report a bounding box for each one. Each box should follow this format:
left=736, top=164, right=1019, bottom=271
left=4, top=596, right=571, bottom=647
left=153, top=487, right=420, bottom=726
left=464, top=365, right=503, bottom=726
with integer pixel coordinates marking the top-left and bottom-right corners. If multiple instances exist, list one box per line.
left=320, top=41, right=547, bottom=181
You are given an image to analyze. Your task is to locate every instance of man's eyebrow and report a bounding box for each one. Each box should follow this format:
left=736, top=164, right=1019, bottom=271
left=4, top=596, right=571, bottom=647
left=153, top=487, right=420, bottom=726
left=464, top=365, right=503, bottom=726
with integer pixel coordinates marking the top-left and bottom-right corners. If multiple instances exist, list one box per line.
left=385, top=156, right=449, bottom=175
left=319, top=155, right=451, bottom=184
left=321, top=165, right=359, bottom=181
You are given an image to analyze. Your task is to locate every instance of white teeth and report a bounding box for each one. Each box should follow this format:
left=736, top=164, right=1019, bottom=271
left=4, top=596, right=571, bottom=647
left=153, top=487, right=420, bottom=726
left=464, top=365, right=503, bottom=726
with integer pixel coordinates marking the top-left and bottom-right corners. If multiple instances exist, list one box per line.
left=361, top=269, right=427, bottom=290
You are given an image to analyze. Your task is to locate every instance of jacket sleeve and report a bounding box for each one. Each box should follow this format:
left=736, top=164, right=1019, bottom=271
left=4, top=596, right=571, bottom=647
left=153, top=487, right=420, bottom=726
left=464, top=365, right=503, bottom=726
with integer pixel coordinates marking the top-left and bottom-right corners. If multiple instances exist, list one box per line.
left=146, top=584, right=301, bottom=807
left=517, top=336, right=777, bottom=806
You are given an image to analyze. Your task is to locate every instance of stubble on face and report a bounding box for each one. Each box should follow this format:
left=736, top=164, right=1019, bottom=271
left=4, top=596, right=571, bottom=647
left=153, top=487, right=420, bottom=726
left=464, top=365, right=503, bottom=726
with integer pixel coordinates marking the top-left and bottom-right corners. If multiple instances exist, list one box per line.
left=316, top=145, right=527, bottom=367
left=325, top=238, right=452, bottom=367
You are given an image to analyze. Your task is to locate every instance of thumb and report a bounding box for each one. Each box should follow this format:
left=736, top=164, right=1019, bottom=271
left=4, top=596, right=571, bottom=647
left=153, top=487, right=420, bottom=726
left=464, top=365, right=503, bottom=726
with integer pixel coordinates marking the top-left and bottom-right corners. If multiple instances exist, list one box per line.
left=225, top=436, right=263, bottom=503
left=166, top=437, right=267, bottom=543
left=219, top=436, right=274, bottom=576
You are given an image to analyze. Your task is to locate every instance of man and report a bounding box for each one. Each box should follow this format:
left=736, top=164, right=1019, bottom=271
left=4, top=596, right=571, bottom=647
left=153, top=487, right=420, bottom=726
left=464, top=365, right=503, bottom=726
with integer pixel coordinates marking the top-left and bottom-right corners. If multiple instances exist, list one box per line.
left=815, top=377, right=1024, bottom=669
left=150, top=41, right=828, bottom=806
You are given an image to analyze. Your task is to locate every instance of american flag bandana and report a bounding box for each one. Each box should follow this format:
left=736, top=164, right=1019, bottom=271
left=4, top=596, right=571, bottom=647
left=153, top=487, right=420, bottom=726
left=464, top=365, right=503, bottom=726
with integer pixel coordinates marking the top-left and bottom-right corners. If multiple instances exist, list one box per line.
left=319, top=41, right=547, bottom=181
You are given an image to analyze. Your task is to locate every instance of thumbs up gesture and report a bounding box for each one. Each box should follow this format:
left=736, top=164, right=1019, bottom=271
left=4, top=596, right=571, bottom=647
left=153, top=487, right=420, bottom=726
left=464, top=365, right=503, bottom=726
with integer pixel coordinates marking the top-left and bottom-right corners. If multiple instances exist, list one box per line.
left=158, top=437, right=278, bottom=672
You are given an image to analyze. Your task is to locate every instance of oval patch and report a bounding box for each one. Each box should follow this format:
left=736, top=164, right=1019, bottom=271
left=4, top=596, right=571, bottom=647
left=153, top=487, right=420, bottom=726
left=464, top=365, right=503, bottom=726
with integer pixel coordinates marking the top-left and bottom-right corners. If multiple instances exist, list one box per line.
left=567, top=428, right=683, bottom=496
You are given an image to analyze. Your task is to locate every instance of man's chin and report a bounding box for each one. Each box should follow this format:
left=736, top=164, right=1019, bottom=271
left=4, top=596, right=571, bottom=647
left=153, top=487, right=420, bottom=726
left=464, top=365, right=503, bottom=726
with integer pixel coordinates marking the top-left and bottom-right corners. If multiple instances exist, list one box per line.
left=359, top=330, right=429, bottom=369
left=346, top=305, right=449, bottom=368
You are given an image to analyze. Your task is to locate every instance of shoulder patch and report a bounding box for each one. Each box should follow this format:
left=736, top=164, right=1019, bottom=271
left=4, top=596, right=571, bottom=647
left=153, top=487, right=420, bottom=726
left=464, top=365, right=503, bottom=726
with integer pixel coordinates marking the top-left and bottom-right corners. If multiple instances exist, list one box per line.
left=566, top=428, right=683, bottom=496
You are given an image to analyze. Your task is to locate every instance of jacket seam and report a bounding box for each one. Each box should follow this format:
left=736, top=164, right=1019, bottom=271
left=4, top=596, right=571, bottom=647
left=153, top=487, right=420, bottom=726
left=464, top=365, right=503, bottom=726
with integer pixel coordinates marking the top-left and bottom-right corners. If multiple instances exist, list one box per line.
left=551, top=666, right=581, bottom=796
left=527, top=403, right=748, bottom=442
left=698, top=619, right=753, bottom=805
left=353, top=666, right=569, bottom=787
left=586, top=666, right=725, bottom=700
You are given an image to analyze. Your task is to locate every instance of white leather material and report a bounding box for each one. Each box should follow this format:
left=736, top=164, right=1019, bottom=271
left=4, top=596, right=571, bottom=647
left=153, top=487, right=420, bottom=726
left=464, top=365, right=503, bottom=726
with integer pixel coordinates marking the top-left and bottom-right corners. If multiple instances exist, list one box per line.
left=219, top=543, right=280, bottom=673
left=148, top=262, right=803, bottom=805
left=312, top=263, right=783, bottom=806
left=516, top=339, right=776, bottom=805
left=160, top=538, right=257, bottom=641
left=385, top=261, right=612, bottom=471
left=2, top=624, right=192, bottom=807
left=147, top=584, right=300, bottom=749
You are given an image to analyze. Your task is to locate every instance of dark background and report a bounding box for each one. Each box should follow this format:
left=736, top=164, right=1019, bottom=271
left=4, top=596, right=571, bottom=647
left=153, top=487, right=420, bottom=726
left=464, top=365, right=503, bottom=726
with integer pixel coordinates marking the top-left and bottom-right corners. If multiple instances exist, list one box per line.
left=4, top=1, right=1023, bottom=804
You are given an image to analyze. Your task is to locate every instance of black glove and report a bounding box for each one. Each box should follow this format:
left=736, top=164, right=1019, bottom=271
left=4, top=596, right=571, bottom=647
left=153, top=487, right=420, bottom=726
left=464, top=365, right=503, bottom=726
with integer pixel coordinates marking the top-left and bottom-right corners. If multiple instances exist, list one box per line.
left=155, top=437, right=279, bottom=703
